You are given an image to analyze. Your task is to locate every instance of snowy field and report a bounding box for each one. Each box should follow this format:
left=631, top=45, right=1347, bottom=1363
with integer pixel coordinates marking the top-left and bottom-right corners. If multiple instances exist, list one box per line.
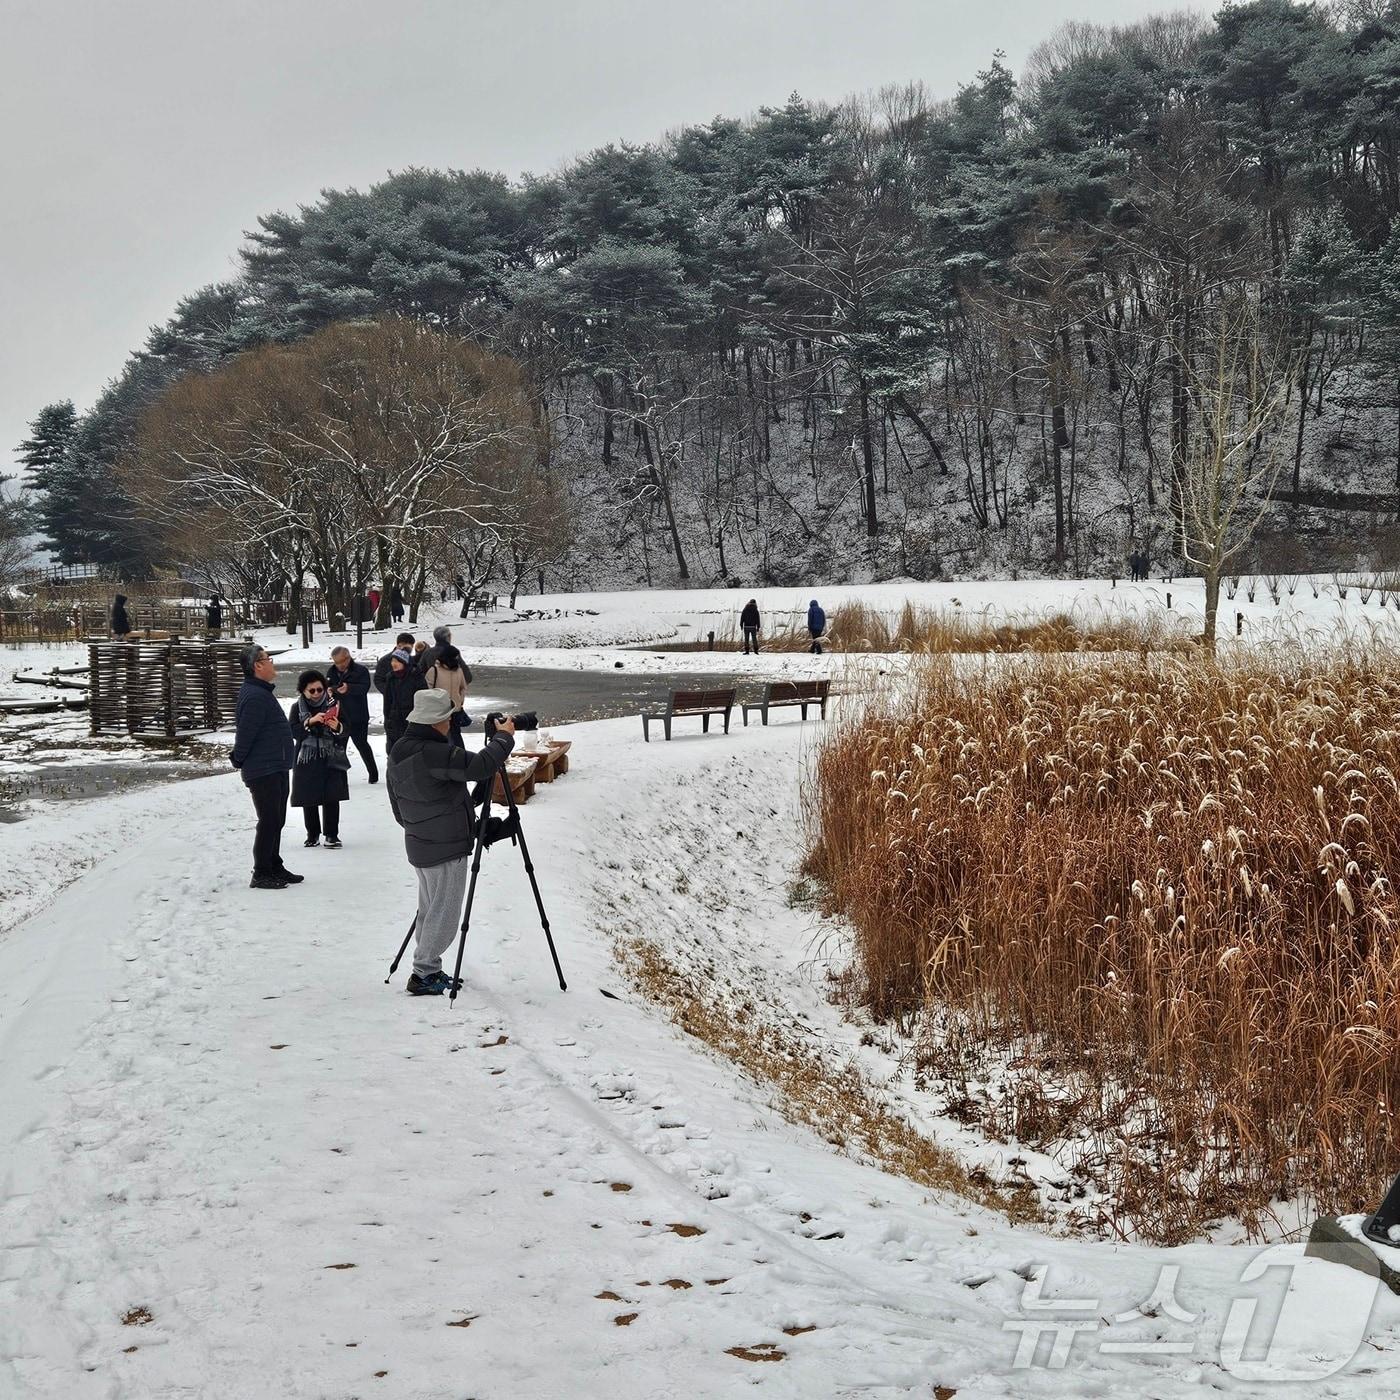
left=4, top=578, right=1400, bottom=1396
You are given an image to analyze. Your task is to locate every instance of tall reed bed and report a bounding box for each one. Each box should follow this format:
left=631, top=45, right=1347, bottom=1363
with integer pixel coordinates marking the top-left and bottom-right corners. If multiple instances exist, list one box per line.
left=805, top=647, right=1400, bottom=1239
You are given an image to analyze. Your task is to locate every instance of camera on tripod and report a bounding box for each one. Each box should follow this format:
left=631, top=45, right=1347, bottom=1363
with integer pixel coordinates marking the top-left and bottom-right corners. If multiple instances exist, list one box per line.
left=484, top=710, right=537, bottom=737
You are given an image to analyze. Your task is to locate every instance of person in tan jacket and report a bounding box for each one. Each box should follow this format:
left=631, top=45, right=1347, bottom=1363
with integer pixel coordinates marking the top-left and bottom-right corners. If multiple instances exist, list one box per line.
left=421, top=643, right=473, bottom=747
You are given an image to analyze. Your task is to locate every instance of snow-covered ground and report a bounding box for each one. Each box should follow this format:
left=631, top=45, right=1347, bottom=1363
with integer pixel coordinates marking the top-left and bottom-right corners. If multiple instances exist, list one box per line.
left=5, top=580, right=1400, bottom=1396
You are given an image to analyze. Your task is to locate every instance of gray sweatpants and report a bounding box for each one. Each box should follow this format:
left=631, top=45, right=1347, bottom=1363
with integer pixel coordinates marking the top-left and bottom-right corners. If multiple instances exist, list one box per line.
left=413, top=856, right=469, bottom=978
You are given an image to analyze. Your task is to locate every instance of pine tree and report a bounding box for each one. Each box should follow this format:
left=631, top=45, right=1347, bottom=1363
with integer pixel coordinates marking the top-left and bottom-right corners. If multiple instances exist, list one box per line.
left=16, top=400, right=77, bottom=490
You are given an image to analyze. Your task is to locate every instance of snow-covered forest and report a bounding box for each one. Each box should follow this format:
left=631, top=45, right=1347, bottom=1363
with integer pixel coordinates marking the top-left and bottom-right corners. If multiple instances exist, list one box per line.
left=18, top=0, right=1400, bottom=592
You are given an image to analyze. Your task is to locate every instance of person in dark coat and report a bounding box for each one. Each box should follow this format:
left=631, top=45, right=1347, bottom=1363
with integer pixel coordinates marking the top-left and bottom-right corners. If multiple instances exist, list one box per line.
left=289, top=669, right=351, bottom=848
left=807, top=598, right=826, bottom=655
left=376, top=648, right=426, bottom=755
left=111, top=594, right=132, bottom=639
left=390, top=583, right=405, bottom=623
left=328, top=645, right=377, bottom=783
left=374, top=632, right=416, bottom=691
left=230, top=644, right=302, bottom=889
left=740, top=598, right=761, bottom=654
left=206, top=595, right=223, bottom=635
left=386, top=688, right=516, bottom=995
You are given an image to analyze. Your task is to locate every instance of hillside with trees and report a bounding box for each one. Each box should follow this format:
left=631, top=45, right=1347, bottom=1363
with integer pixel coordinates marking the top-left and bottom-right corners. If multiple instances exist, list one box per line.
left=21, top=0, right=1400, bottom=588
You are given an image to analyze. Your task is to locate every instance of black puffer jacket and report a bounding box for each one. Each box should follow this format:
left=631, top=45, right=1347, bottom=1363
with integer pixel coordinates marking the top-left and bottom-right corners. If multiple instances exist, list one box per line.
left=386, top=724, right=514, bottom=867
left=230, top=677, right=295, bottom=784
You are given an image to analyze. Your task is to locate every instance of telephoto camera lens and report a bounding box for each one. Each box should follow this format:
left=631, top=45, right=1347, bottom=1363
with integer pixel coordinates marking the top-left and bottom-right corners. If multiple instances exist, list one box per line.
left=484, top=710, right=538, bottom=737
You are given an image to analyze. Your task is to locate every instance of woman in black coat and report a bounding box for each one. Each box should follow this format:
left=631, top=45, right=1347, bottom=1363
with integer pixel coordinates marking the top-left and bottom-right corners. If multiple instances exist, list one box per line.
left=376, top=649, right=425, bottom=756
left=289, top=669, right=351, bottom=848
left=111, top=594, right=132, bottom=638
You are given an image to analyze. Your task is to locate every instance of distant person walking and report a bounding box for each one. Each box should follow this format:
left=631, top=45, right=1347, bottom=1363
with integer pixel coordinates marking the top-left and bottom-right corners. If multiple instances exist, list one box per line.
left=806, top=598, right=826, bottom=655
left=206, top=595, right=223, bottom=636
left=421, top=642, right=473, bottom=748
left=386, top=689, right=516, bottom=996
left=230, top=644, right=302, bottom=890
left=390, top=583, right=405, bottom=623
left=328, top=645, right=377, bottom=783
left=289, top=669, right=351, bottom=849
left=740, top=598, right=761, bottom=654
left=111, top=594, right=132, bottom=639
left=376, top=648, right=426, bottom=756
left=368, top=587, right=382, bottom=617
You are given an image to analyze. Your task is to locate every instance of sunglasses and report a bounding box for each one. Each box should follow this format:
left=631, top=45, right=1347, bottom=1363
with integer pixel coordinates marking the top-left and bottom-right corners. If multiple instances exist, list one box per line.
left=304, top=686, right=325, bottom=695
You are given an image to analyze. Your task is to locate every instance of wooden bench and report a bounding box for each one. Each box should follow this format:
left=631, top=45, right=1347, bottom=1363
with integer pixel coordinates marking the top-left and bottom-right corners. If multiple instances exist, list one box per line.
left=491, top=753, right=539, bottom=805
left=516, top=740, right=571, bottom=782
left=742, top=679, right=831, bottom=726
left=641, top=688, right=736, bottom=742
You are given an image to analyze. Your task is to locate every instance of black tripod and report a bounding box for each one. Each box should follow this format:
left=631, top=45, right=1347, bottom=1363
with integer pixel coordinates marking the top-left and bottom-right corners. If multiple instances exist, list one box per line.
left=385, top=762, right=567, bottom=1002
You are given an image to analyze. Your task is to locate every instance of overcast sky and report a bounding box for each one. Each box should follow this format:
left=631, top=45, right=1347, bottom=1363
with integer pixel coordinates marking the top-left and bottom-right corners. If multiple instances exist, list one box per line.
left=1, top=0, right=1212, bottom=478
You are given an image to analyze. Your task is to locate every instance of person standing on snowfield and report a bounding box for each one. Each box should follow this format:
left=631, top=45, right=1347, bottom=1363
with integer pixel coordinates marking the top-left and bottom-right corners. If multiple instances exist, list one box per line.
left=377, top=648, right=426, bottom=755
left=806, top=598, right=826, bottom=655
left=386, top=690, right=515, bottom=996
left=206, top=595, right=223, bottom=636
left=740, top=598, right=761, bottom=654
left=289, top=669, right=351, bottom=848
left=419, top=623, right=453, bottom=673
left=421, top=641, right=473, bottom=748
left=375, top=632, right=417, bottom=691
left=327, top=645, right=377, bottom=783
left=230, top=645, right=303, bottom=890
left=111, top=594, right=132, bottom=639
left=390, top=583, right=405, bottom=623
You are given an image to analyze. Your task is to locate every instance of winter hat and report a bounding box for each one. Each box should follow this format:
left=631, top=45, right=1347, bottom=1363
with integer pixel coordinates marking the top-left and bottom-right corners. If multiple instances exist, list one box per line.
left=390, top=648, right=414, bottom=667
left=408, top=688, right=455, bottom=725
left=433, top=624, right=452, bottom=644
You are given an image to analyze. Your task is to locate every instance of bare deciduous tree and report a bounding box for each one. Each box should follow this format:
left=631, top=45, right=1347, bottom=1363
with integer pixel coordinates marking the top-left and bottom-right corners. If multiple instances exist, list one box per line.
left=1175, top=292, right=1294, bottom=651
left=121, top=318, right=543, bottom=626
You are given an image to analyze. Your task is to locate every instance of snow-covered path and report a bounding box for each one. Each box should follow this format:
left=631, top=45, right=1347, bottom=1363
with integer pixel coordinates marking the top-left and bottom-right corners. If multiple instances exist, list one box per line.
left=4, top=713, right=1400, bottom=1397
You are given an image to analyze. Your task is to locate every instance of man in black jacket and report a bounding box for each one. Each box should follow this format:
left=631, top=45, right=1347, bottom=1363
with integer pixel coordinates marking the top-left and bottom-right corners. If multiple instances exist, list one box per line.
left=328, top=645, right=377, bottom=783
left=740, top=598, right=761, bottom=654
left=386, top=688, right=515, bottom=995
left=230, top=644, right=303, bottom=890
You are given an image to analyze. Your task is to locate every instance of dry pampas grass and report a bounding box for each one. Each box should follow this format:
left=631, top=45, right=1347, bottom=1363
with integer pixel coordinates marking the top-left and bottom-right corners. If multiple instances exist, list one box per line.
left=805, top=644, right=1400, bottom=1240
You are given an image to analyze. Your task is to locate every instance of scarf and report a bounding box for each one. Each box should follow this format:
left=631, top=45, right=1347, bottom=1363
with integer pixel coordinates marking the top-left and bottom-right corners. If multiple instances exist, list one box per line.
left=296, top=693, right=340, bottom=766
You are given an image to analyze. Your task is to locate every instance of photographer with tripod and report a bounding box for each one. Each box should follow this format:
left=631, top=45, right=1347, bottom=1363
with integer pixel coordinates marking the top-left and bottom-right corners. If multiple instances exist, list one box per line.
left=385, top=689, right=517, bottom=996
